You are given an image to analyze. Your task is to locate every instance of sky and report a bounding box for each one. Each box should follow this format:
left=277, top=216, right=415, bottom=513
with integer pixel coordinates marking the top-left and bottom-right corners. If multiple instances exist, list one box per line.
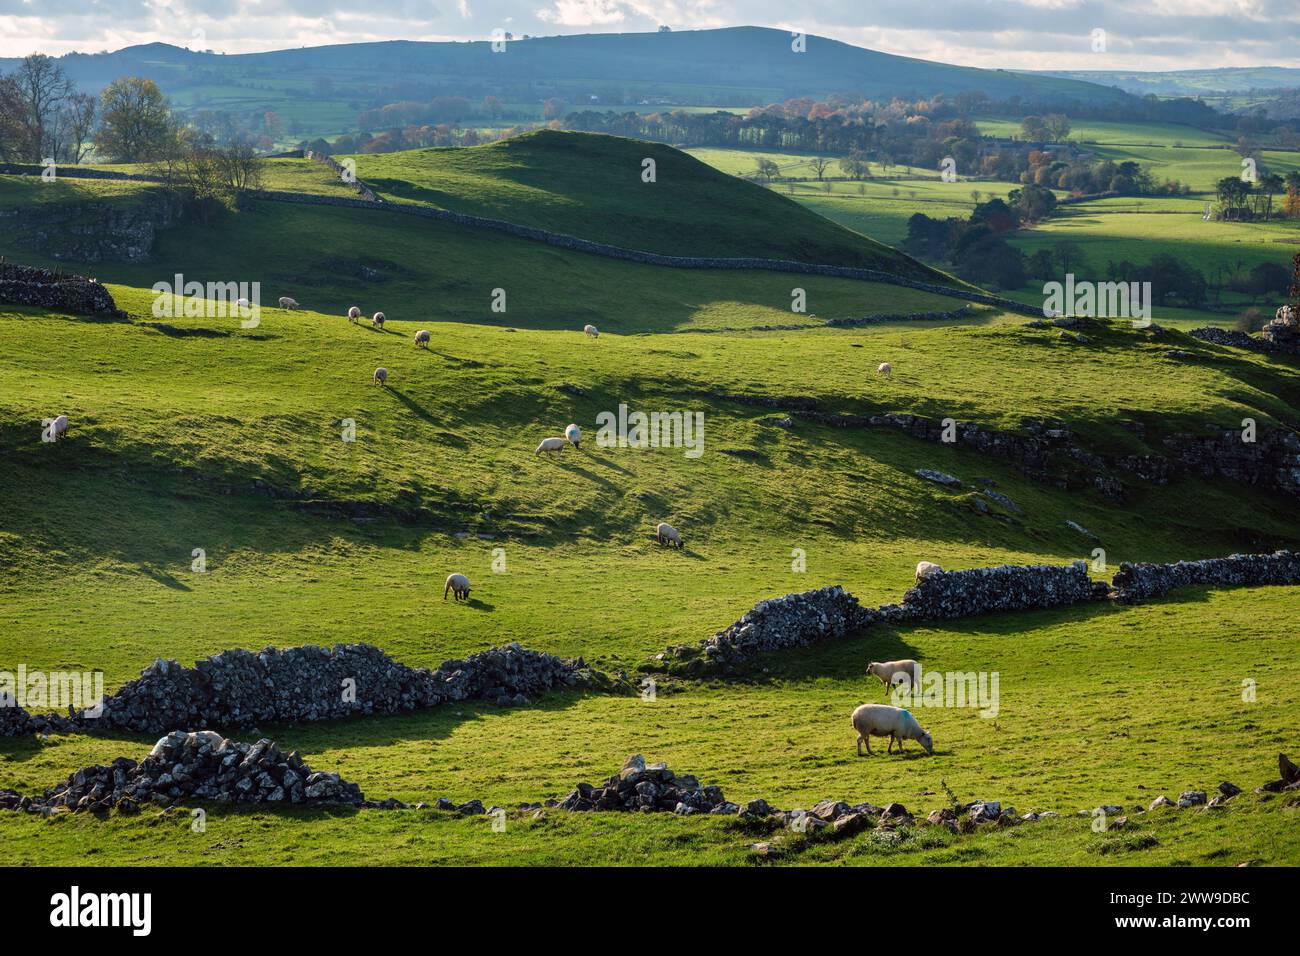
left=1, top=0, right=1298, bottom=70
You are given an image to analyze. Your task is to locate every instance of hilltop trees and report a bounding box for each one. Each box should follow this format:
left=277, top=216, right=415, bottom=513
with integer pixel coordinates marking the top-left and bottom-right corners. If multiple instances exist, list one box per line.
left=96, top=77, right=175, bottom=163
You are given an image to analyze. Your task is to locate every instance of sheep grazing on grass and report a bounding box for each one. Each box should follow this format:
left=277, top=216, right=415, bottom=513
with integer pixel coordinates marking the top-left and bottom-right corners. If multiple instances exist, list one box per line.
left=444, top=573, right=471, bottom=601
left=584, top=324, right=599, bottom=338
left=373, top=367, right=388, bottom=386
left=48, top=414, right=69, bottom=441
left=347, top=306, right=361, bottom=323
left=371, top=312, right=385, bottom=330
left=867, top=659, right=921, bottom=695
left=915, top=561, right=944, bottom=581
left=565, top=423, right=581, bottom=449
left=852, top=703, right=934, bottom=756
left=414, top=329, right=431, bottom=348
left=656, top=522, right=683, bottom=548
left=236, top=297, right=251, bottom=310
left=877, top=362, right=892, bottom=377
left=535, top=436, right=567, bottom=456
left=278, top=297, right=299, bottom=309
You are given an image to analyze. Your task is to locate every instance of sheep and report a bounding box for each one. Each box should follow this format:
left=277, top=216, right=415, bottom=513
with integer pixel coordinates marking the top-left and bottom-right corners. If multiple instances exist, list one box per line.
left=414, top=329, right=431, bottom=348
left=852, top=703, right=934, bottom=756
left=915, top=561, right=944, bottom=581
left=373, top=367, right=388, bottom=386
left=535, top=436, right=567, bottom=456
left=867, top=659, right=921, bottom=695
left=48, top=414, right=69, bottom=441
left=877, top=361, right=892, bottom=377
left=236, top=297, right=251, bottom=309
left=371, top=311, right=385, bottom=329
left=564, top=423, right=581, bottom=449
left=584, top=324, right=599, bottom=338
left=444, top=573, right=471, bottom=601
left=347, top=306, right=361, bottom=323
left=278, top=297, right=299, bottom=309
left=656, top=522, right=683, bottom=548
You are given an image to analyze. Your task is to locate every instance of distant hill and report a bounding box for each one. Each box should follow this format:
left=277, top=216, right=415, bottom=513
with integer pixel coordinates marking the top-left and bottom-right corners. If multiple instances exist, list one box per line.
left=3, top=27, right=1129, bottom=105
left=1040, top=66, right=1300, bottom=97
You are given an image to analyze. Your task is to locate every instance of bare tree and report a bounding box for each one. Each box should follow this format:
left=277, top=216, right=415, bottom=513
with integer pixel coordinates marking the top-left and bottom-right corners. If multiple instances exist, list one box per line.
left=8, top=54, right=74, bottom=162
left=810, top=156, right=831, bottom=181
left=60, top=92, right=97, bottom=163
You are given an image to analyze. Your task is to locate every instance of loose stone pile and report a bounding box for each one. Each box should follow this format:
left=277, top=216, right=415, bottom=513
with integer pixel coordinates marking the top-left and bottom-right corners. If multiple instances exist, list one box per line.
left=0, top=731, right=364, bottom=814
left=1110, top=551, right=1300, bottom=604
left=0, top=262, right=124, bottom=315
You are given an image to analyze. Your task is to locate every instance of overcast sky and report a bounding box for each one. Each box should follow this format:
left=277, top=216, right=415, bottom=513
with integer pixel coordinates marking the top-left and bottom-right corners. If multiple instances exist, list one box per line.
left=2, top=0, right=1298, bottom=70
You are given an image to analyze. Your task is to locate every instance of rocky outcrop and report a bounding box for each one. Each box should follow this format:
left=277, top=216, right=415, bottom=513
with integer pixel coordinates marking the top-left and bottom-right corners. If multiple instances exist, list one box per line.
left=1110, top=550, right=1300, bottom=603
left=1160, top=428, right=1300, bottom=496
left=0, top=195, right=174, bottom=262
left=1261, top=305, right=1300, bottom=354
left=0, top=262, right=124, bottom=316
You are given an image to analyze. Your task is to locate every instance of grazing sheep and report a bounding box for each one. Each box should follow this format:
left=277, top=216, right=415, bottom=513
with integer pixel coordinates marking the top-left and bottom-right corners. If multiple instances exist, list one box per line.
left=852, top=703, right=934, bottom=756
left=584, top=324, right=599, bottom=338
left=373, top=367, right=388, bottom=386
left=656, top=522, right=683, bottom=548
left=49, top=414, right=69, bottom=441
left=414, top=329, right=431, bottom=348
left=915, top=561, right=944, bottom=581
left=535, top=436, right=567, bottom=456
left=348, top=306, right=361, bottom=323
left=565, top=423, right=581, bottom=449
left=877, top=362, right=892, bottom=377
left=278, top=297, right=299, bottom=309
left=444, top=572, right=471, bottom=601
left=867, top=659, right=921, bottom=694
left=236, top=297, right=251, bottom=310
left=371, top=311, right=385, bottom=329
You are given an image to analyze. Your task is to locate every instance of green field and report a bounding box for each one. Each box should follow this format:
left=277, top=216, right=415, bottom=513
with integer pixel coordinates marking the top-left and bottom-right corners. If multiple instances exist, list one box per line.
left=2, top=133, right=1299, bottom=867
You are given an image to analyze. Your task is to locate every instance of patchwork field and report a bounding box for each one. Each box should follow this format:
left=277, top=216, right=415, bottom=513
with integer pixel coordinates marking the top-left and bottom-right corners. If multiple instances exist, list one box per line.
left=2, top=132, right=1298, bottom=868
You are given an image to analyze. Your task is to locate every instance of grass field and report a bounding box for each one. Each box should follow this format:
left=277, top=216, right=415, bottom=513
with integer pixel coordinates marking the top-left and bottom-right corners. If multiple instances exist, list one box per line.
left=2, top=134, right=1298, bottom=867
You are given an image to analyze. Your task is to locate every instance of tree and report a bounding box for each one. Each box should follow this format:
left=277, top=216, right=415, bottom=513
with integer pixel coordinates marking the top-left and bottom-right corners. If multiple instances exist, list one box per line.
left=838, top=149, right=870, bottom=180
left=1044, top=113, right=1071, bottom=142
left=810, top=156, right=831, bottom=181
left=542, top=97, right=568, bottom=121
left=0, top=75, right=24, bottom=163
left=1054, top=240, right=1085, bottom=275
left=4, top=54, right=74, bottom=162
left=1285, top=171, right=1300, bottom=219
left=1260, top=173, right=1284, bottom=220
left=60, top=92, right=97, bottom=163
left=1020, top=115, right=1048, bottom=142
left=96, top=77, right=175, bottom=163
left=753, top=157, right=779, bottom=182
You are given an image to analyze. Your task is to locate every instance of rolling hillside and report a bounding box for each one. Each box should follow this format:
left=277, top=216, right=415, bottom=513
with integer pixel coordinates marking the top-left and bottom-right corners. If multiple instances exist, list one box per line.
left=3, top=27, right=1131, bottom=108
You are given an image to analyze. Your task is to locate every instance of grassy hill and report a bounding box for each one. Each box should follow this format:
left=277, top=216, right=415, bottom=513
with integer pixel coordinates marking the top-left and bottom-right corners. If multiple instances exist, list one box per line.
left=343, top=131, right=948, bottom=278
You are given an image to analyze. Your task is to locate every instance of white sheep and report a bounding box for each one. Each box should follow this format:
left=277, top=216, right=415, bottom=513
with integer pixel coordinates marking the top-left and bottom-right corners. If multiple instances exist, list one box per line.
left=584, top=324, right=599, bottom=338
left=535, top=436, right=567, bottom=456
left=565, top=423, right=581, bottom=449
left=444, top=573, right=471, bottom=601
left=916, top=561, right=944, bottom=581
left=48, top=414, right=69, bottom=441
left=371, top=311, right=385, bottom=329
left=867, top=659, right=921, bottom=695
left=348, top=306, right=361, bottom=323
left=852, top=703, right=934, bottom=756
left=373, top=367, right=388, bottom=386
left=236, top=297, right=251, bottom=309
left=414, top=329, right=431, bottom=348
left=278, top=296, right=299, bottom=309
left=656, top=522, right=683, bottom=548
left=877, top=362, right=892, bottom=377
